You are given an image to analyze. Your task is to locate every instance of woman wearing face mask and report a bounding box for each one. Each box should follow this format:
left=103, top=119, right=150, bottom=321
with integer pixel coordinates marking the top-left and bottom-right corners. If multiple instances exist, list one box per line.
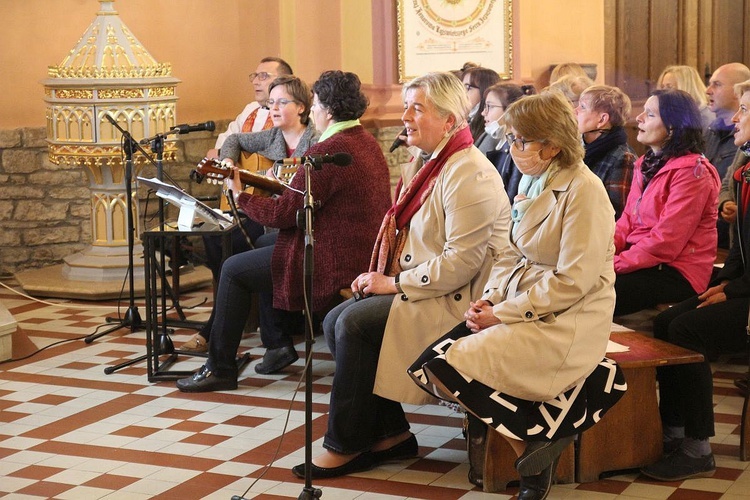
left=613, top=89, right=720, bottom=317
left=480, top=82, right=533, bottom=202
left=575, top=85, right=636, bottom=219
left=638, top=80, right=750, bottom=482
left=409, top=91, right=627, bottom=500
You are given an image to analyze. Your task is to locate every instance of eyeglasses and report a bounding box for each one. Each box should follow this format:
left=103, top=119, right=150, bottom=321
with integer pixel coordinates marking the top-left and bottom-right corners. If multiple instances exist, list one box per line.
left=249, top=72, right=276, bottom=82
left=484, top=103, right=504, bottom=112
left=464, top=83, right=479, bottom=91
left=505, top=132, right=537, bottom=151
left=266, top=98, right=297, bottom=108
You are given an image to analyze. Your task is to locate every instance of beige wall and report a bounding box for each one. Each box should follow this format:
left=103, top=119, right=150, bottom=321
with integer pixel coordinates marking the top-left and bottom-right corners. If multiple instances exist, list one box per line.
left=0, top=0, right=603, bottom=129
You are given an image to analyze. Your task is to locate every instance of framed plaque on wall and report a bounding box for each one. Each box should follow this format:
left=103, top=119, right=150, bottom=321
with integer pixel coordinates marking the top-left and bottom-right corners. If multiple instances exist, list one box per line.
left=397, top=0, right=513, bottom=82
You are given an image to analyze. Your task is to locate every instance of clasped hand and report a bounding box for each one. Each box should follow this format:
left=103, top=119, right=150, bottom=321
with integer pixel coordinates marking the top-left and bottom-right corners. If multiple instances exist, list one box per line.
left=464, top=300, right=501, bottom=333
left=351, top=272, right=397, bottom=297
left=696, top=282, right=728, bottom=308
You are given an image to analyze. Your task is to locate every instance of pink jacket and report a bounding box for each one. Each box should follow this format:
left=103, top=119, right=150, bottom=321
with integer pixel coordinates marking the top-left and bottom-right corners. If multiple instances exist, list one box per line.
left=614, top=153, right=719, bottom=293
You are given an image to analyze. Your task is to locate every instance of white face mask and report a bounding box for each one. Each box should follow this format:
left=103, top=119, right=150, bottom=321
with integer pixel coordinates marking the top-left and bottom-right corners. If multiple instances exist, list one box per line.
left=485, top=120, right=502, bottom=139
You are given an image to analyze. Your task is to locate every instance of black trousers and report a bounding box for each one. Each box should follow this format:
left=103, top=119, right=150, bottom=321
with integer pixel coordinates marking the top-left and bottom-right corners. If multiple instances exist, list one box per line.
left=653, top=294, right=749, bottom=439
left=614, top=264, right=696, bottom=316
left=203, top=215, right=265, bottom=282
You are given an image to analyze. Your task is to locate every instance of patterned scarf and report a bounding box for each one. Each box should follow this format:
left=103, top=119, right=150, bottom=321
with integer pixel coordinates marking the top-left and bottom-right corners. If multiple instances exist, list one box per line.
left=640, top=149, right=668, bottom=189
left=583, top=126, right=628, bottom=167
left=369, top=126, right=474, bottom=275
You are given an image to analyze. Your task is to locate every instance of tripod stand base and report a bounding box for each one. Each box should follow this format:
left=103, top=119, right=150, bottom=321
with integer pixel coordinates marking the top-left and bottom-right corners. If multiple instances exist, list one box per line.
left=85, top=306, right=143, bottom=344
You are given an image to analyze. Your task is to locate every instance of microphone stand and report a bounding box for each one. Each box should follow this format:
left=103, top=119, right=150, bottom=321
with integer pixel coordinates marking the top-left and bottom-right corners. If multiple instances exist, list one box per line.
left=298, top=159, right=322, bottom=500
left=85, top=121, right=142, bottom=345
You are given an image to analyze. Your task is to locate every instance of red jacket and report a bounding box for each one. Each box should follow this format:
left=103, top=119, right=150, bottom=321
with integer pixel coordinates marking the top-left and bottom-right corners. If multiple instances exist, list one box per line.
left=238, top=126, right=392, bottom=311
left=614, top=153, right=719, bottom=293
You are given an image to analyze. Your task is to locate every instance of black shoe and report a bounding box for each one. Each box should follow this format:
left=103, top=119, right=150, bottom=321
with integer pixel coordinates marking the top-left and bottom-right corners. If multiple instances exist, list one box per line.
left=176, top=365, right=237, bottom=393
left=517, top=457, right=558, bottom=500
left=291, top=452, right=376, bottom=479
left=640, top=449, right=716, bottom=481
left=465, top=413, right=487, bottom=488
left=515, top=435, right=574, bottom=476
left=734, top=377, right=749, bottom=396
left=255, top=345, right=299, bottom=374
left=372, top=434, right=418, bottom=463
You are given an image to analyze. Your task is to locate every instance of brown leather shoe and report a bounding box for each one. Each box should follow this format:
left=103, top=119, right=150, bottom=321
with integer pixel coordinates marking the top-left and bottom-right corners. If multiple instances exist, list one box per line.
left=180, top=334, right=208, bottom=353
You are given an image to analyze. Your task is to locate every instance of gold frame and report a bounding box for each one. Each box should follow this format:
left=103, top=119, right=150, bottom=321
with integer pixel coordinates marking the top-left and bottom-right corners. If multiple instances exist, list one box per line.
left=397, top=0, right=513, bottom=83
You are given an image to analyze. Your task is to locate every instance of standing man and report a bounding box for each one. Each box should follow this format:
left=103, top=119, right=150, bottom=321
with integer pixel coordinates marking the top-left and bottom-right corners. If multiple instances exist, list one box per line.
left=705, top=63, right=750, bottom=249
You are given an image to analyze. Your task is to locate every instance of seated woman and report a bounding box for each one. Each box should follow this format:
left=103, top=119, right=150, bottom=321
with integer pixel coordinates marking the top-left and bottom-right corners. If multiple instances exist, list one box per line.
left=575, top=84, right=636, bottom=219
left=482, top=82, right=534, bottom=200
left=640, top=79, right=750, bottom=482
left=175, top=70, right=392, bottom=390
left=656, top=64, right=714, bottom=130
left=409, top=91, right=627, bottom=500
left=613, top=89, right=720, bottom=316
left=462, top=66, right=501, bottom=143
left=547, top=74, right=594, bottom=108
left=182, top=75, right=318, bottom=353
left=293, top=72, right=511, bottom=479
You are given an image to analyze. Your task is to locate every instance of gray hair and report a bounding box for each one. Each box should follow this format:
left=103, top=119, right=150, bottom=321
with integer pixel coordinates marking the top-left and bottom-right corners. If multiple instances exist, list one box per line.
left=402, top=72, right=470, bottom=132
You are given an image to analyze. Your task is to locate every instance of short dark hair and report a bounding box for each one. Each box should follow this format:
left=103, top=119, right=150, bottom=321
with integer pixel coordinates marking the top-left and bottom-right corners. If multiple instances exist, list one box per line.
left=260, top=56, right=293, bottom=76
left=311, top=70, right=369, bottom=121
left=268, top=75, right=312, bottom=125
left=651, top=89, right=704, bottom=158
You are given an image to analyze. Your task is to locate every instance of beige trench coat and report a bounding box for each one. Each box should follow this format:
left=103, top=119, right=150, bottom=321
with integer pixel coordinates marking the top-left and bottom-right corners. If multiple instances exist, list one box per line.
left=446, top=161, right=617, bottom=402
left=373, top=140, right=512, bottom=405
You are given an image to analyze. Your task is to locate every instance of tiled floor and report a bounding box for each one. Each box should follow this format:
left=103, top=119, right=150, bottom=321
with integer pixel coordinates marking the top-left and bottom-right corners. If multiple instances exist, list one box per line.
left=1, top=274, right=750, bottom=499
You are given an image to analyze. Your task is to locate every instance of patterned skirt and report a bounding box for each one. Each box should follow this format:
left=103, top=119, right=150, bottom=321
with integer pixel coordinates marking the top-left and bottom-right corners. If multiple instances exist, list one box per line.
left=408, top=323, right=627, bottom=442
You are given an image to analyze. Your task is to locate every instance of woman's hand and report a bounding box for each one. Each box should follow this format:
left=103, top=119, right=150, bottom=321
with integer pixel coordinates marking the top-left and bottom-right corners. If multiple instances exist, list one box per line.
left=224, top=163, right=243, bottom=198
left=464, top=300, right=501, bottom=333
left=697, top=282, right=728, bottom=308
left=721, top=201, right=738, bottom=223
left=351, top=272, right=397, bottom=297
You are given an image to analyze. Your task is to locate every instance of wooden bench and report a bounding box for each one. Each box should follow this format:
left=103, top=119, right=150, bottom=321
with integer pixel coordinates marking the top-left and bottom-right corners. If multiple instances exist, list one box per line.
left=473, top=330, right=704, bottom=491
left=576, top=331, right=704, bottom=482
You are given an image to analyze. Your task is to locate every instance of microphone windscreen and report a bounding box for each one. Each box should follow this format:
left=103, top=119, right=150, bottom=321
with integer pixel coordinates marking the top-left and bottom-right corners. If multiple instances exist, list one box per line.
left=205, top=121, right=216, bottom=132
left=332, top=152, right=353, bottom=166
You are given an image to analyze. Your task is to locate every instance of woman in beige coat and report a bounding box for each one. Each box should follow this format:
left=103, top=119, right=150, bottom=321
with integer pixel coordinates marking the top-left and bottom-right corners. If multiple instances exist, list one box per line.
left=410, top=91, right=627, bottom=500
left=291, top=72, right=512, bottom=479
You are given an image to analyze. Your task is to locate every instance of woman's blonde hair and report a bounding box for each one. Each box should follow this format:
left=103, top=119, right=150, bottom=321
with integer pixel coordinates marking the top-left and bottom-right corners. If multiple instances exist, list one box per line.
left=580, top=85, right=632, bottom=127
left=402, top=72, right=470, bottom=131
left=547, top=74, right=594, bottom=105
left=550, top=62, right=588, bottom=84
left=503, top=91, right=584, bottom=167
left=735, top=79, right=750, bottom=98
left=656, top=65, right=708, bottom=107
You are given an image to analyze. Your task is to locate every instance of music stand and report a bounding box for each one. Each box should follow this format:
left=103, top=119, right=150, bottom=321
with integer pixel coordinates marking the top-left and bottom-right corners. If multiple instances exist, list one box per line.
left=85, top=117, right=143, bottom=345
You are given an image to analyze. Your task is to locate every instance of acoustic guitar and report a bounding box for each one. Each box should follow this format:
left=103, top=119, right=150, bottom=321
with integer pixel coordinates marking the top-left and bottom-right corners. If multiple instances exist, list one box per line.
left=194, top=155, right=297, bottom=209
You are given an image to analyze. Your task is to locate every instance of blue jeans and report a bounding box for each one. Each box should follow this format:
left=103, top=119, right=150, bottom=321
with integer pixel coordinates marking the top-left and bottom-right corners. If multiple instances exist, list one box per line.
left=322, top=295, right=410, bottom=454
left=205, top=233, right=290, bottom=377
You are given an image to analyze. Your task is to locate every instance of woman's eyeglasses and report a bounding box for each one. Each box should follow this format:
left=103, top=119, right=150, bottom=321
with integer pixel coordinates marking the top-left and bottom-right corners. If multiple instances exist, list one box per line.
left=266, top=98, right=297, bottom=108
left=505, top=133, right=537, bottom=151
left=484, top=103, right=504, bottom=112
left=464, top=83, right=479, bottom=91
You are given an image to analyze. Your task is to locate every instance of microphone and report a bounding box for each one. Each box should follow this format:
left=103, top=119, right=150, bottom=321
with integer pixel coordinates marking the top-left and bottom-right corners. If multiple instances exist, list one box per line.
left=281, top=152, right=352, bottom=167
left=170, top=121, right=216, bottom=134
left=104, top=114, right=118, bottom=126
left=389, top=128, right=407, bottom=153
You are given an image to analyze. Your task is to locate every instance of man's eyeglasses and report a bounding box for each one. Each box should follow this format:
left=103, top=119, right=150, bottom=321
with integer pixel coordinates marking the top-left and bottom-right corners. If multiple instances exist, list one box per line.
left=505, top=133, right=537, bottom=151
left=249, top=72, right=276, bottom=82
left=266, top=98, right=297, bottom=108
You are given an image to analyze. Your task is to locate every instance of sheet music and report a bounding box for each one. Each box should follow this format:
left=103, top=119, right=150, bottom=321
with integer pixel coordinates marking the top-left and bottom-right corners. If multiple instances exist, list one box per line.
left=137, top=177, right=234, bottom=230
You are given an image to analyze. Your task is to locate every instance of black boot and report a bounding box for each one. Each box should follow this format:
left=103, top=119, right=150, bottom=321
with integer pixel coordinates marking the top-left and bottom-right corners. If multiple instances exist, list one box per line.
left=517, top=457, right=559, bottom=500
left=464, top=413, right=487, bottom=487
